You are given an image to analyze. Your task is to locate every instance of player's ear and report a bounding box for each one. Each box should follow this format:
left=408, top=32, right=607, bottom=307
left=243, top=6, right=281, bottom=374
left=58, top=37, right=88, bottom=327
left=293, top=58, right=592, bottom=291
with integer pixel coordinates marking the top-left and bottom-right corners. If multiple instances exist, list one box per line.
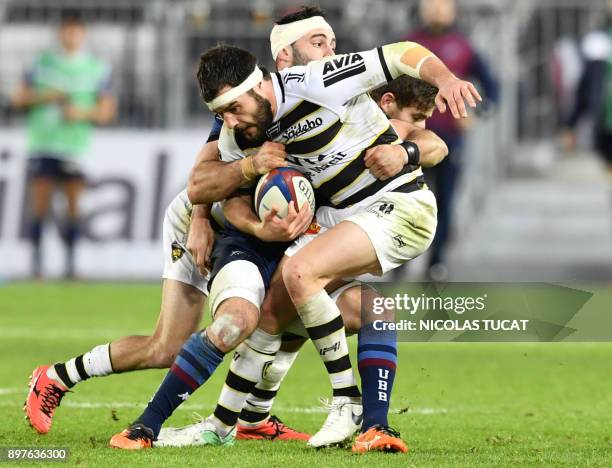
left=276, top=46, right=292, bottom=68
left=378, top=92, right=397, bottom=114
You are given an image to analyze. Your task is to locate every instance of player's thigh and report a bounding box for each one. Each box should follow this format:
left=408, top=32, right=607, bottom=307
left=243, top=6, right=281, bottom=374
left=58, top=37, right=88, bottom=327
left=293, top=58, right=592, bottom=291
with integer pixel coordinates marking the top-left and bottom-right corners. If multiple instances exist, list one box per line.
left=162, top=190, right=210, bottom=294
left=152, top=279, right=206, bottom=349
left=340, top=190, right=438, bottom=275
left=258, top=256, right=299, bottom=334
left=285, top=220, right=381, bottom=286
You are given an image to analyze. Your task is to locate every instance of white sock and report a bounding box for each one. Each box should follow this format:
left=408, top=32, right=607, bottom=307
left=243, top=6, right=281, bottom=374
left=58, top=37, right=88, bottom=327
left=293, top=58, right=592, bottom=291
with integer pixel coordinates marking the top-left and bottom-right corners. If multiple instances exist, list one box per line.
left=46, top=343, right=113, bottom=388
left=239, top=349, right=299, bottom=426
left=297, top=290, right=360, bottom=398
left=212, top=329, right=282, bottom=436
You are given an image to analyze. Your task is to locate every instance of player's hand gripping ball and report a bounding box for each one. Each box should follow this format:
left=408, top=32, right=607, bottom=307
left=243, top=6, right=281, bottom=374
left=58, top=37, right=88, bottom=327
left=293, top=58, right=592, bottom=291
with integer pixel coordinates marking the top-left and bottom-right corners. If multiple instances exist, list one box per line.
left=254, top=168, right=315, bottom=221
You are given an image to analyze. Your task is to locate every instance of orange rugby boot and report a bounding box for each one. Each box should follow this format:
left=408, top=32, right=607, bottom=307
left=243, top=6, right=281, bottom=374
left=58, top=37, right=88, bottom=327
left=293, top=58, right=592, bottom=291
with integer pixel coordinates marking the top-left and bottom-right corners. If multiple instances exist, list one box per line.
left=352, top=425, right=409, bottom=454
left=109, top=424, right=155, bottom=450
left=236, top=415, right=310, bottom=441
left=24, top=365, right=69, bottom=434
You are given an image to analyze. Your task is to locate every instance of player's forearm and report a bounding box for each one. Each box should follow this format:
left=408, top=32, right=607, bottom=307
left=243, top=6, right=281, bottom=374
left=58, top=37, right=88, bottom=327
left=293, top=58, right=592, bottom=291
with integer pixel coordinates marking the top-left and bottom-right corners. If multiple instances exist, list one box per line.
left=382, top=42, right=457, bottom=87
left=406, top=128, right=448, bottom=168
left=11, top=87, right=63, bottom=109
left=89, top=96, right=117, bottom=125
left=191, top=203, right=212, bottom=221
left=188, top=159, right=248, bottom=204
left=187, top=141, right=246, bottom=204
left=222, top=195, right=260, bottom=237
left=418, top=56, right=460, bottom=91
left=390, top=119, right=447, bottom=167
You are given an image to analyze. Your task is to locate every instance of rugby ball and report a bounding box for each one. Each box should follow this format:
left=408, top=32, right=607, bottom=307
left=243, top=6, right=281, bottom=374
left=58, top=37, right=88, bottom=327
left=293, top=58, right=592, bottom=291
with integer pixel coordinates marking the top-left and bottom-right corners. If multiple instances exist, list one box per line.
left=254, top=168, right=315, bottom=220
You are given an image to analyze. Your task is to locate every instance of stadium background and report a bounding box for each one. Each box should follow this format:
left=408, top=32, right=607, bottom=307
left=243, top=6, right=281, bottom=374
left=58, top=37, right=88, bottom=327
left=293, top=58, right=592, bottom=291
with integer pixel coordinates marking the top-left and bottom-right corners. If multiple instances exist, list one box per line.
left=0, top=0, right=610, bottom=281
left=0, top=1, right=610, bottom=466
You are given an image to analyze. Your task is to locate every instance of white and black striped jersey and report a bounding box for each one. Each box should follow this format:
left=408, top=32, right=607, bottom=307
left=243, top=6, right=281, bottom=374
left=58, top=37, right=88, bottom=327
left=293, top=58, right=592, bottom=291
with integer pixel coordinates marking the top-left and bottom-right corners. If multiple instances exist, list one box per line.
left=218, top=47, right=424, bottom=209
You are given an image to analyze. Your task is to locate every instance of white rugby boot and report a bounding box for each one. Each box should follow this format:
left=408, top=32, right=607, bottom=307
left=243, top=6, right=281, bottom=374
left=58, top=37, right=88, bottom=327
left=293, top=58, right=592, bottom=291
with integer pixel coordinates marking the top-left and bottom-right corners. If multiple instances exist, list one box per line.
left=156, top=413, right=235, bottom=447
left=307, top=397, right=363, bottom=448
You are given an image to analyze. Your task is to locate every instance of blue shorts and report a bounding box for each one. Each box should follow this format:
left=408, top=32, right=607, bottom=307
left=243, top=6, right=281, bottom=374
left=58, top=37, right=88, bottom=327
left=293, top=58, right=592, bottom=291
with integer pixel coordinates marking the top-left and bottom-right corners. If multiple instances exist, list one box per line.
left=27, top=154, right=84, bottom=181
left=208, top=224, right=289, bottom=293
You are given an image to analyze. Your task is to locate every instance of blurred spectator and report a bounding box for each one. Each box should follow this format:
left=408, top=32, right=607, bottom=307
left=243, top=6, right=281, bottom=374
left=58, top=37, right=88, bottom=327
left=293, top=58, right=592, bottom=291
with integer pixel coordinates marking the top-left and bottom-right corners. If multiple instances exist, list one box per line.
left=561, top=0, right=612, bottom=176
left=11, top=9, right=117, bottom=279
left=403, top=0, right=499, bottom=281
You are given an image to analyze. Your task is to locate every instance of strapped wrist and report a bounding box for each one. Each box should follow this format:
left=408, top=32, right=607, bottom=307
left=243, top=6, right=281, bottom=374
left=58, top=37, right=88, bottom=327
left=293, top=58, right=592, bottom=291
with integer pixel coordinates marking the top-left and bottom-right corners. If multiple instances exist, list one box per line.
left=400, top=140, right=420, bottom=166
left=240, top=156, right=258, bottom=180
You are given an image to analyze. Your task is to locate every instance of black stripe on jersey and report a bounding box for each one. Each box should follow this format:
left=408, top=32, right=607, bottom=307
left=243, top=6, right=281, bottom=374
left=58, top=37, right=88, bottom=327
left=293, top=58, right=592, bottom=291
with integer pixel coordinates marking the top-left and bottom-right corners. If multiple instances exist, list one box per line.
left=307, top=315, right=344, bottom=341
left=323, top=62, right=367, bottom=87
left=274, top=72, right=285, bottom=103
left=266, top=101, right=320, bottom=139
left=324, top=354, right=353, bottom=374
left=336, top=173, right=424, bottom=209
left=377, top=47, right=393, bottom=83
left=225, top=370, right=256, bottom=394
left=285, top=119, right=343, bottom=154
left=315, top=125, right=399, bottom=206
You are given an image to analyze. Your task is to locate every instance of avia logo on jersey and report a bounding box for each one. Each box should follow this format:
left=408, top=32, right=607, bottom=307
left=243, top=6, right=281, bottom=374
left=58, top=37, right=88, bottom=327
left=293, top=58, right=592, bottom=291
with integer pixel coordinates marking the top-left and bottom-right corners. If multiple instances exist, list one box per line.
left=322, top=53, right=366, bottom=87
left=283, top=117, right=323, bottom=140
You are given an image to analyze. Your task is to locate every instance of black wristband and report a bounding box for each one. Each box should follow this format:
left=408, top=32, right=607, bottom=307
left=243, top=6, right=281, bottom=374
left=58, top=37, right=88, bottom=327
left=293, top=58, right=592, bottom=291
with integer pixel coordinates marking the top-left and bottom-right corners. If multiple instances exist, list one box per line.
left=400, top=141, right=420, bottom=165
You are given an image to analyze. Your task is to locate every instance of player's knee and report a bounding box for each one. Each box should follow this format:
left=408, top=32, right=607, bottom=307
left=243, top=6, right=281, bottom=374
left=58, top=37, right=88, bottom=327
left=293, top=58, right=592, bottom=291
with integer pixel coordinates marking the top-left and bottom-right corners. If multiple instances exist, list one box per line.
left=282, top=257, right=315, bottom=293
left=208, top=299, right=258, bottom=353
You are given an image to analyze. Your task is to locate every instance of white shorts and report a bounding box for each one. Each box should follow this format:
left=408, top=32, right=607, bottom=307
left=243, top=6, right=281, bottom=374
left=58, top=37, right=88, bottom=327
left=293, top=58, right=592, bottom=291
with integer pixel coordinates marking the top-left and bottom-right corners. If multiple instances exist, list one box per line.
left=286, top=189, right=437, bottom=275
left=207, top=260, right=265, bottom=318
left=162, top=189, right=210, bottom=294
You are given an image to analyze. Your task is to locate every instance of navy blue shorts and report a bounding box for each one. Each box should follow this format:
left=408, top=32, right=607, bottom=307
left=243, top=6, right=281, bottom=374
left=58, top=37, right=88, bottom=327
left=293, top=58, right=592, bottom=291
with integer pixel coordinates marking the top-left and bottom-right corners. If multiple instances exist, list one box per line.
left=27, top=154, right=85, bottom=181
left=208, top=224, right=289, bottom=293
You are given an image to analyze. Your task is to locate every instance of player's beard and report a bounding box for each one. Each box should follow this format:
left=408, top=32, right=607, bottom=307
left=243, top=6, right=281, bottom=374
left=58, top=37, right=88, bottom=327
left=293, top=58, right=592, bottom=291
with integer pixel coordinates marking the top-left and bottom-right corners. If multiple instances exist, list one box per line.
left=291, top=45, right=309, bottom=66
left=234, top=91, right=274, bottom=148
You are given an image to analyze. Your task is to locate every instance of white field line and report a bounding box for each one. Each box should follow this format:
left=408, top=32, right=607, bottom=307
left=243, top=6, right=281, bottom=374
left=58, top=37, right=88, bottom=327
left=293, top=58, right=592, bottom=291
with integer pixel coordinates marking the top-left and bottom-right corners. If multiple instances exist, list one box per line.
left=0, top=388, right=447, bottom=415
left=0, top=327, right=150, bottom=340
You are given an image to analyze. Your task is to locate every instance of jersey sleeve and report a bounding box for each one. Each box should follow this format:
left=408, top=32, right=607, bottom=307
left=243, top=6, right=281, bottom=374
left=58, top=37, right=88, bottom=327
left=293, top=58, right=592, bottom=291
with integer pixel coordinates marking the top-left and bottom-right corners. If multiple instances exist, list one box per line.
left=97, top=66, right=113, bottom=96
left=217, top=125, right=246, bottom=163
left=206, top=114, right=224, bottom=143
left=299, top=47, right=392, bottom=112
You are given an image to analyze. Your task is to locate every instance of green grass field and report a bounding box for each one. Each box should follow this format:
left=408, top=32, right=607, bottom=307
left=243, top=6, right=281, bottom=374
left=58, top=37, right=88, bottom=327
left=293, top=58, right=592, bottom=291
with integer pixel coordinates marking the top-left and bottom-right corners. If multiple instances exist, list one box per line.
left=1, top=283, right=611, bottom=467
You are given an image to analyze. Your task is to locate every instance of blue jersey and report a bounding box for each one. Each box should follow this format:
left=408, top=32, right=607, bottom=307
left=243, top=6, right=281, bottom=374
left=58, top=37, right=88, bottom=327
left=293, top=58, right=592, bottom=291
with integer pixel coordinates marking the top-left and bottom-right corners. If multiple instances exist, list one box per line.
left=207, top=114, right=224, bottom=143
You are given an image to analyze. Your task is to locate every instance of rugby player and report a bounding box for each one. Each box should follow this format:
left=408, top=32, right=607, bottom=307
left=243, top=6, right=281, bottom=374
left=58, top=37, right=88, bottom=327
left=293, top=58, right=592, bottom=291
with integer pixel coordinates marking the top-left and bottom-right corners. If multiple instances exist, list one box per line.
left=23, top=7, right=413, bottom=443
left=158, top=10, right=447, bottom=451
left=156, top=77, right=443, bottom=450
left=109, top=38, right=479, bottom=451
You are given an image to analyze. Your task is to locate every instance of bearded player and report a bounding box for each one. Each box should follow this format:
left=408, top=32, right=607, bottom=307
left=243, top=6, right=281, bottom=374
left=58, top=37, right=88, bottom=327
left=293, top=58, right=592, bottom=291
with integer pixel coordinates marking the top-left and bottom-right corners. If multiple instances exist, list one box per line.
left=108, top=37, right=479, bottom=452
left=23, top=7, right=419, bottom=444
